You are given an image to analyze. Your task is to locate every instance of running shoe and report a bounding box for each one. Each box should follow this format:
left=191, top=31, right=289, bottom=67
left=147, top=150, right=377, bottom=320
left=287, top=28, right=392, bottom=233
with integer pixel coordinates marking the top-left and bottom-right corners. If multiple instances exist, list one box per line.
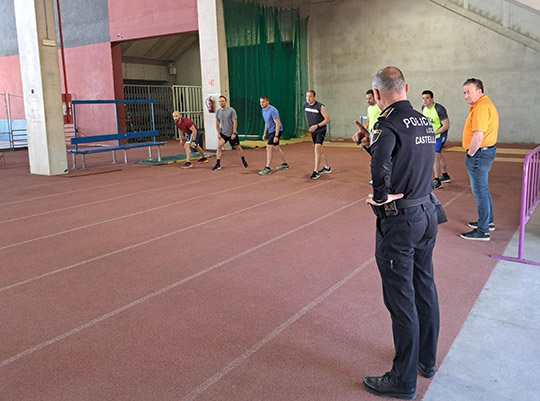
left=276, top=163, right=290, bottom=171
left=460, top=229, right=490, bottom=241
left=432, top=178, right=442, bottom=190
left=212, top=164, right=221, bottom=171
left=242, top=160, right=248, bottom=168
left=318, top=166, right=332, bottom=174
left=310, top=171, right=320, bottom=180
left=181, top=162, right=193, bottom=169
left=468, top=222, right=496, bottom=231
left=258, top=166, right=272, bottom=175
left=439, top=173, right=451, bottom=183
left=196, top=157, right=209, bottom=164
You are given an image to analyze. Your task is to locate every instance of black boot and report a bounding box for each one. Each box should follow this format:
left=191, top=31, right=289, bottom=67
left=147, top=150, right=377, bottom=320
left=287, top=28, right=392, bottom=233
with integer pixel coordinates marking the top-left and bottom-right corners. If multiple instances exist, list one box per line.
left=362, top=372, right=416, bottom=399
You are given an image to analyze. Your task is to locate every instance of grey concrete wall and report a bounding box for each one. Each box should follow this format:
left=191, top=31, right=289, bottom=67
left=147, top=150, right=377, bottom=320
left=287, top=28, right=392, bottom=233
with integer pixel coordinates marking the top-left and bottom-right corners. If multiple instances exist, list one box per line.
left=0, top=0, right=109, bottom=57
left=257, top=0, right=540, bottom=144
left=173, top=42, right=203, bottom=86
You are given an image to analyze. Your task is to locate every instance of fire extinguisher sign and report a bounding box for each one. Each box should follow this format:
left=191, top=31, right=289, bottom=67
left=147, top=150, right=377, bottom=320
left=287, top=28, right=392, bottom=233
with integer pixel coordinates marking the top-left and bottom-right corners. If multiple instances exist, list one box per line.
left=208, top=79, right=215, bottom=89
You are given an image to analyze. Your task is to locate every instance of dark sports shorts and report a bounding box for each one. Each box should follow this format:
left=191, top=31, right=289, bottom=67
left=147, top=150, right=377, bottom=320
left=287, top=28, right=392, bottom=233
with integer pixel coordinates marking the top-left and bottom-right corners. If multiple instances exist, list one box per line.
left=220, top=133, right=240, bottom=147
left=186, top=130, right=203, bottom=147
left=311, top=130, right=326, bottom=145
left=435, top=134, right=447, bottom=153
left=267, top=131, right=281, bottom=146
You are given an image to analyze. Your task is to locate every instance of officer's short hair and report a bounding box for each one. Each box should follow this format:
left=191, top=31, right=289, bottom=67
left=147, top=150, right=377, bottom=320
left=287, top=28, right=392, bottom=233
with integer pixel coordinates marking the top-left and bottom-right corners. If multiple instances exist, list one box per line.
left=219, top=95, right=227, bottom=101
left=307, top=90, right=316, bottom=96
left=422, top=90, right=434, bottom=98
left=366, top=89, right=374, bottom=96
left=463, top=78, right=484, bottom=93
left=372, top=66, right=406, bottom=95
left=260, top=95, right=269, bottom=101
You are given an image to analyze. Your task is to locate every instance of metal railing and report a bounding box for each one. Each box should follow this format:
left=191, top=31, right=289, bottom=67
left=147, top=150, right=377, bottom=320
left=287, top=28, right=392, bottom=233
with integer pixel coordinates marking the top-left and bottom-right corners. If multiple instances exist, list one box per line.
left=172, top=85, right=204, bottom=135
left=124, top=85, right=204, bottom=141
left=492, top=145, right=540, bottom=266
left=124, top=85, right=176, bottom=141
left=1, top=92, right=28, bottom=150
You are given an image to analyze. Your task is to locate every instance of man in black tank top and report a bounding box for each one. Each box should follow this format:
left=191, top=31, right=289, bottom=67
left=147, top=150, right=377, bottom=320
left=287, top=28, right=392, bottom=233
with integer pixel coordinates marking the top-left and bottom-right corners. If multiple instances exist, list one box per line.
left=303, top=90, right=332, bottom=180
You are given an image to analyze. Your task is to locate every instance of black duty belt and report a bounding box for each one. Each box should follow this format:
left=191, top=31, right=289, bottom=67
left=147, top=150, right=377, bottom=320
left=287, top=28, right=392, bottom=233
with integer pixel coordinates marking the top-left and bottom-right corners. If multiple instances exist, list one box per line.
left=395, top=195, right=431, bottom=208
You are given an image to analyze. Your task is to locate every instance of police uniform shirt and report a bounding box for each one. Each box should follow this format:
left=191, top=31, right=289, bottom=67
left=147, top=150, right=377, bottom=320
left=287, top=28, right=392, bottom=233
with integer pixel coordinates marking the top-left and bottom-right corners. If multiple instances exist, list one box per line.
left=367, top=100, right=435, bottom=203
left=303, top=101, right=326, bottom=134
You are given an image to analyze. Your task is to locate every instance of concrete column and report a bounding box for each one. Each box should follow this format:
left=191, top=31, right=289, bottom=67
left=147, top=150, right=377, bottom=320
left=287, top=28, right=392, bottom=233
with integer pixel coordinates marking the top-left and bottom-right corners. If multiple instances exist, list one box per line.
left=14, top=0, right=68, bottom=175
left=197, top=0, right=229, bottom=150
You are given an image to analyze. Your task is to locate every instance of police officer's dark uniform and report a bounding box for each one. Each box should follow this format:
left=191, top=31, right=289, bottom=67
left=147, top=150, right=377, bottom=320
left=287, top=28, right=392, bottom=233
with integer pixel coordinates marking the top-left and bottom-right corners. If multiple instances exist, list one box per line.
left=363, top=100, right=440, bottom=399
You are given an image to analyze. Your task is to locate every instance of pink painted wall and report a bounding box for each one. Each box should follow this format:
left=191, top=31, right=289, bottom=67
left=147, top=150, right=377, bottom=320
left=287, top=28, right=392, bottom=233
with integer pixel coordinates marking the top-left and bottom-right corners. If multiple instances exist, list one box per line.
left=64, top=42, right=117, bottom=137
left=0, top=43, right=117, bottom=137
left=108, top=0, right=198, bottom=41
left=0, top=56, right=25, bottom=119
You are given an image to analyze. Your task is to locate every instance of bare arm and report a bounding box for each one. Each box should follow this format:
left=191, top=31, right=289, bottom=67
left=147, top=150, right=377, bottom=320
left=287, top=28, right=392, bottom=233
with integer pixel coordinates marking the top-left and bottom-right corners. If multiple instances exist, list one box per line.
left=190, top=125, right=198, bottom=141
left=262, top=124, right=268, bottom=140
left=309, top=105, right=331, bottom=133
left=468, top=131, right=484, bottom=156
left=177, top=127, right=183, bottom=145
left=232, top=118, right=238, bottom=138
left=436, top=118, right=450, bottom=136
left=273, top=118, right=281, bottom=143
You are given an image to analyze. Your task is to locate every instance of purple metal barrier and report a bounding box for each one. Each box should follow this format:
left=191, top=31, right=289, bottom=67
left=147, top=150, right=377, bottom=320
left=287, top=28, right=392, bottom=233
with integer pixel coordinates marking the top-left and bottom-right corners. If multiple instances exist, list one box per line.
left=492, top=145, right=540, bottom=266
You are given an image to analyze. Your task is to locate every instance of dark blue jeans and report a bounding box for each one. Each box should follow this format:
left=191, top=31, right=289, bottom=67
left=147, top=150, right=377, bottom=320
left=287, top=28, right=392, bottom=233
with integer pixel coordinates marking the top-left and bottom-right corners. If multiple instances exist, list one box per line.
left=465, top=146, right=496, bottom=234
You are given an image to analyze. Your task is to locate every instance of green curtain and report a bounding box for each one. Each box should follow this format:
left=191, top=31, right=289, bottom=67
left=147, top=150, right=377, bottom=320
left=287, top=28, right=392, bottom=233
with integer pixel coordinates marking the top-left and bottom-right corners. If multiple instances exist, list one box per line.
left=223, top=0, right=308, bottom=139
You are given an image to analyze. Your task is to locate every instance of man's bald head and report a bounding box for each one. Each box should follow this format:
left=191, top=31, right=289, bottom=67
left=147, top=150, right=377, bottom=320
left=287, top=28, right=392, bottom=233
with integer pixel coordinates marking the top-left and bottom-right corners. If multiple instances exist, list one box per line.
left=371, top=66, right=408, bottom=110
left=372, top=66, right=407, bottom=96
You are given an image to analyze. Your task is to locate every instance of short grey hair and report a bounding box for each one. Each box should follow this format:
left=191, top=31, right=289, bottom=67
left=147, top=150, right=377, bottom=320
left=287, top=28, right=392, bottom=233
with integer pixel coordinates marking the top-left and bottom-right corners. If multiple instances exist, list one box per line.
left=372, top=66, right=406, bottom=95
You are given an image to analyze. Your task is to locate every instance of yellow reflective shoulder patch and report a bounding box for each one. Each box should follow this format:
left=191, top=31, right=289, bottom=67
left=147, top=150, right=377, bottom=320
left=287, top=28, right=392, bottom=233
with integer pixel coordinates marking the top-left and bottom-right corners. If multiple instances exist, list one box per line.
left=370, top=129, right=382, bottom=145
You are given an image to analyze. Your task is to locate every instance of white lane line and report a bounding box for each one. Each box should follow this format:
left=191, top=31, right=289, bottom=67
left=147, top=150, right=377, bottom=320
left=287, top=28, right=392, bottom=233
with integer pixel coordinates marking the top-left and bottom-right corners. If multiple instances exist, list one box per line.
left=183, top=194, right=464, bottom=400
left=0, top=194, right=361, bottom=368
left=181, top=256, right=375, bottom=401
left=0, top=181, right=329, bottom=293
left=441, top=190, right=467, bottom=208
left=0, top=176, right=269, bottom=251
left=0, top=169, right=190, bottom=207
left=0, top=173, right=232, bottom=224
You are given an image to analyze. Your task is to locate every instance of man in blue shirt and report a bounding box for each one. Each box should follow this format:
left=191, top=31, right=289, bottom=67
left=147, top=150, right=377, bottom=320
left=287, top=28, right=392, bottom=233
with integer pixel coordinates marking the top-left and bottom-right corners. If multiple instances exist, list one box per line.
left=258, top=95, right=290, bottom=175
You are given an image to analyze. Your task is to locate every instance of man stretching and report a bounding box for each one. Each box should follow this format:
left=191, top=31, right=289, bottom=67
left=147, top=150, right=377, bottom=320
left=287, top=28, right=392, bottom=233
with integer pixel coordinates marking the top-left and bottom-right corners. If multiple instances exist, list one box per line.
left=213, top=96, right=248, bottom=171
left=258, top=96, right=289, bottom=175
left=304, top=90, right=331, bottom=180
left=172, top=111, right=208, bottom=169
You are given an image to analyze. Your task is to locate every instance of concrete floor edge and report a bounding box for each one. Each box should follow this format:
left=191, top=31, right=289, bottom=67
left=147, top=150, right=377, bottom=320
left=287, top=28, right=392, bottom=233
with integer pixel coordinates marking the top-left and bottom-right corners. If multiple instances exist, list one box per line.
left=423, top=210, right=540, bottom=401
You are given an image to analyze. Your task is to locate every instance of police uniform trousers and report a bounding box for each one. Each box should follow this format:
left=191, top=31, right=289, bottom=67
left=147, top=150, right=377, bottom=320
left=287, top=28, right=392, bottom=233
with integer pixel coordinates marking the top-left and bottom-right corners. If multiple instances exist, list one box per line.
left=374, top=201, right=440, bottom=387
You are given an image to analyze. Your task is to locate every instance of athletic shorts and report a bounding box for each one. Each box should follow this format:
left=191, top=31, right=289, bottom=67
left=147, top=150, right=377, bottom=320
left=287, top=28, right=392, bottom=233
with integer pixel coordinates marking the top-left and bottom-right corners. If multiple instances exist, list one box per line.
left=311, top=130, right=326, bottom=145
left=220, top=133, right=240, bottom=147
left=186, top=131, right=203, bottom=147
left=267, top=131, right=281, bottom=146
left=435, top=135, right=447, bottom=153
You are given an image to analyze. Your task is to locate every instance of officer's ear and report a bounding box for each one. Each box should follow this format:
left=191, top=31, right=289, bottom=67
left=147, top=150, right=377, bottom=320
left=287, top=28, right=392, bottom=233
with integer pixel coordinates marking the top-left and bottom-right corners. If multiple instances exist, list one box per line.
left=373, top=88, right=381, bottom=104
left=405, top=83, right=409, bottom=94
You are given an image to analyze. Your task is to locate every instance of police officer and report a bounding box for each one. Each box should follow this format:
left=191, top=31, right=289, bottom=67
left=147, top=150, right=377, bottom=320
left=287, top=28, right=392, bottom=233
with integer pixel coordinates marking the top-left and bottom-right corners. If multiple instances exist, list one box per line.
left=353, top=66, right=440, bottom=400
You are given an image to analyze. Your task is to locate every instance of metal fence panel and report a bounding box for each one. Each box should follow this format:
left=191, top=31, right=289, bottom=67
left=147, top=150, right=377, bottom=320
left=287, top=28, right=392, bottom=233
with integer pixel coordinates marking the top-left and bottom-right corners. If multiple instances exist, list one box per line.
left=1, top=92, right=27, bottom=150
left=123, top=85, right=204, bottom=141
left=172, top=85, right=204, bottom=135
left=124, top=85, right=175, bottom=141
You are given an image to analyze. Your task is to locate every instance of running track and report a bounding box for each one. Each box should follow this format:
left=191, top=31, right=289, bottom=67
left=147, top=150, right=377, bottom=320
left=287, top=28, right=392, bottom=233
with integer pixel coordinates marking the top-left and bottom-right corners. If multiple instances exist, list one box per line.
left=0, top=142, right=526, bottom=400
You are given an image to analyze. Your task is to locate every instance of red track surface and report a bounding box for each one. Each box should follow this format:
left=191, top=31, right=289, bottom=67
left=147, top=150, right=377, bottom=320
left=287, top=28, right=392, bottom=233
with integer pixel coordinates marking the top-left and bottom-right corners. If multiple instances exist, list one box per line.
left=0, top=142, right=525, bottom=400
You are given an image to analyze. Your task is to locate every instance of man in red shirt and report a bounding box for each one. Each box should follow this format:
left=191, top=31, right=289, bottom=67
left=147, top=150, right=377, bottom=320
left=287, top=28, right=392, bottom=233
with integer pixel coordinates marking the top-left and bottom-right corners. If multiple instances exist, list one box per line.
left=172, top=111, right=208, bottom=168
